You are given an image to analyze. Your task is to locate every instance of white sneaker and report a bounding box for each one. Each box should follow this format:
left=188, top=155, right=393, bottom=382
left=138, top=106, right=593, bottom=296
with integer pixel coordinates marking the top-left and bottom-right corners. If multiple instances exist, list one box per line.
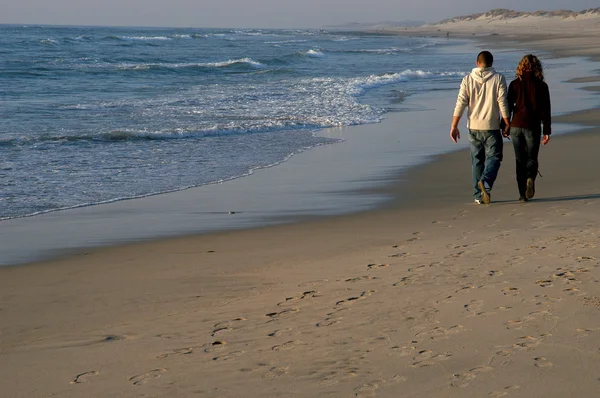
left=474, top=199, right=482, bottom=205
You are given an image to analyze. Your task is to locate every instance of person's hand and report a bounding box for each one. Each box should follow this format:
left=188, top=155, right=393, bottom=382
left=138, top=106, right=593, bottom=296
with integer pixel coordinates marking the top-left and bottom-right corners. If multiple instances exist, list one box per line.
left=542, top=134, right=550, bottom=145
left=450, top=127, right=460, bottom=143
left=503, top=125, right=511, bottom=139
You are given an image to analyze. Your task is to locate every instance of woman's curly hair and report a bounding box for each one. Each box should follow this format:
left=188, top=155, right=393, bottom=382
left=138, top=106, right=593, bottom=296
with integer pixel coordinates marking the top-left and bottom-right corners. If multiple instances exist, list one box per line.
left=516, top=54, right=544, bottom=81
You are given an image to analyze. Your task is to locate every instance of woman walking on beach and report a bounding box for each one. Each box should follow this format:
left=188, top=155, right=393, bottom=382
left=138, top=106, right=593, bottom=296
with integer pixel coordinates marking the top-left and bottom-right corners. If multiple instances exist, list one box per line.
left=507, top=54, right=552, bottom=201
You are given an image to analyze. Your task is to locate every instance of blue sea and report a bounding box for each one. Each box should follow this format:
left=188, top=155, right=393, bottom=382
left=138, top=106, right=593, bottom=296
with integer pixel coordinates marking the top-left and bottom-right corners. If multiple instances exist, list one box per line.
left=1, top=25, right=488, bottom=220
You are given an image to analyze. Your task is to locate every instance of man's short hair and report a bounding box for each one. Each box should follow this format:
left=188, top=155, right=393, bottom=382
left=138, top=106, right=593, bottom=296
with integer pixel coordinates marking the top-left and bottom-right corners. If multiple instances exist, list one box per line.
left=477, top=51, right=494, bottom=67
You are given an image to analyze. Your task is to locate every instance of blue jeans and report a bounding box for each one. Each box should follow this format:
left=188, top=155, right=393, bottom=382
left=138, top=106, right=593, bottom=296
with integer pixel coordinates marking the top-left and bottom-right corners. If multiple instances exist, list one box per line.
left=510, top=127, right=541, bottom=198
left=469, top=129, right=503, bottom=200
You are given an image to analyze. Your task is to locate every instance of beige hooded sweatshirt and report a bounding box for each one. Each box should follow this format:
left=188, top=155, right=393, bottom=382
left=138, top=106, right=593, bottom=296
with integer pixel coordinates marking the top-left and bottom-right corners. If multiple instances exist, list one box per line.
left=453, top=67, right=509, bottom=131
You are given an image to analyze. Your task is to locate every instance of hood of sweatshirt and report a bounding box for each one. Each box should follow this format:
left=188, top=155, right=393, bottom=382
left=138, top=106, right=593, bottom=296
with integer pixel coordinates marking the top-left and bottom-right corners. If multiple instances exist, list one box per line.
left=470, top=67, right=497, bottom=84
left=469, top=67, right=497, bottom=97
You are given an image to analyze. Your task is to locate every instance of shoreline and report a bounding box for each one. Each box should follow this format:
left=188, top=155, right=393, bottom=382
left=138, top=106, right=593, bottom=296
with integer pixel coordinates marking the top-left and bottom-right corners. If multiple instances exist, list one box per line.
left=0, top=42, right=597, bottom=267
left=1, top=25, right=600, bottom=397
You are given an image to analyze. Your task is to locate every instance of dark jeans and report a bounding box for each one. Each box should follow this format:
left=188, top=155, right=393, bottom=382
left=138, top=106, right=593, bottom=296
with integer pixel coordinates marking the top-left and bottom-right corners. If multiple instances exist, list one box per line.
left=510, top=127, right=541, bottom=198
left=469, top=129, right=503, bottom=200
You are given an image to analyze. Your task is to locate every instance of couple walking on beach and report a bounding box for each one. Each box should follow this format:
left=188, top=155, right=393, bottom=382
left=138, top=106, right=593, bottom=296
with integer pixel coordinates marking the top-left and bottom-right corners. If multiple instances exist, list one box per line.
left=450, top=51, right=551, bottom=204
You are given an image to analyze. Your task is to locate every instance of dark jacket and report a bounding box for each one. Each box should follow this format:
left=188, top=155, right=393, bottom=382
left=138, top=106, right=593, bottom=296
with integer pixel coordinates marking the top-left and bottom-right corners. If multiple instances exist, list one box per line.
left=507, top=72, right=551, bottom=135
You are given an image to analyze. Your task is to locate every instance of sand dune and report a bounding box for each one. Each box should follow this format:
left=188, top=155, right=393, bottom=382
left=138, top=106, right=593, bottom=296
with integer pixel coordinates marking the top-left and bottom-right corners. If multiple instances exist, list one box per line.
left=386, top=7, right=600, bottom=54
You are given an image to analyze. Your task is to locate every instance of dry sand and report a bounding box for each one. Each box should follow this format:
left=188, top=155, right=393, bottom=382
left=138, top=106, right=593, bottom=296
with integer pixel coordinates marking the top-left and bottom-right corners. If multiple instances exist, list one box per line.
left=2, top=16, right=600, bottom=398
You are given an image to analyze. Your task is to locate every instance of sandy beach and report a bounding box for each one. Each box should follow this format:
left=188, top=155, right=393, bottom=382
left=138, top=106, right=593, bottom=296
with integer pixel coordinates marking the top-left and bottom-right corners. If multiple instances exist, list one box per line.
left=2, top=13, right=600, bottom=397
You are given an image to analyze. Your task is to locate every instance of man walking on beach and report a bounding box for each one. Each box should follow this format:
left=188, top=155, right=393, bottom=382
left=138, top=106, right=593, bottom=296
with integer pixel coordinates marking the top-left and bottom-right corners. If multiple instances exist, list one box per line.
left=450, top=51, right=510, bottom=204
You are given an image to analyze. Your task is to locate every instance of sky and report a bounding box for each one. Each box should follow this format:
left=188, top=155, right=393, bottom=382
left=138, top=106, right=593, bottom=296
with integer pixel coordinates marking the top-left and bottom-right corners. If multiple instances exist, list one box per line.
left=1, top=0, right=599, bottom=28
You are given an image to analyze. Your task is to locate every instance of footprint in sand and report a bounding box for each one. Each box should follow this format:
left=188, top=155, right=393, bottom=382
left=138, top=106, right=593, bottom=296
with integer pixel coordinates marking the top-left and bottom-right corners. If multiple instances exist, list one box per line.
left=502, top=287, right=520, bottom=296
left=264, top=366, right=289, bottom=379
left=265, top=308, right=300, bottom=320
left=528, top=245, right=547, bottom=251
left=204, top=340, right=227, bottom=353
left=576, top=327, right=600, bottom=336
left=464, top=300, right=496, bottom=316
left=525, top=310, right=558, bottom=323
left=536, top=294, right=563, bottom=303
left=411, top=349, right=452, bottom=368
left=414, top=325, right=466, bottom=341
left=354, top=382, right=380, bottom=397
left=316, top=316, right=342, bottom=328
left=489, top=385, right=521, bottom=396
left=450, top=367, right=493, bottom=388
left=155, top=333, right=184, bottom=340
left=489, top=351, right=513, bottom=368
left=407, top=265, right=427, bottom=272
left=268, top=328, right=293, bottom=337
left=513, top=336, right=541, bottom=350
left=451, top=371, right=477, bottom=388
left=436, top=295, right=455, bottom=305
left=390, top=344, right=416, bottom=358
left=157, top=347, right=194, bottom=359
left=577, top=256, right=597, bottom=262
left=536, top=279, right=554, bottom=288
left=389, top=375, right=408, bottom=384
left=455, top=285, right=477, bottom=295
left=213, top=317, right=247, bottom=333
left=389, top=252, right=409, bottom=258
left=446, top=251, right=467, bottom=259
left=129, top=369, right=167, bottom=386
left=464, top=300, right=484, bottom=315
left=277, top=291, right=318, bottom=307
left=70, top=370, right=99, bottom=384
left=581, top=296, right=600, bottom=306
left=393, top=276, right=413, bottom=287
left=319, top=376, right=340, bottom=387
left=212, top=350, right=245, bottom=361
left=211, top=327, right=232, bottom=337
left=367, top=263, right=389, bottom=270
left=552, top=270, right=580, bottom=284
left=345, top=276, right=377, bottom=283
left=534, top=357, right=553, bottom=368
left=506, top=319, right=524, bottom=330
left=507, top=256, right=525, bottom=265
left=272, top=340, right=305, bottom=351
left=335, top=290, right=376, bottom=306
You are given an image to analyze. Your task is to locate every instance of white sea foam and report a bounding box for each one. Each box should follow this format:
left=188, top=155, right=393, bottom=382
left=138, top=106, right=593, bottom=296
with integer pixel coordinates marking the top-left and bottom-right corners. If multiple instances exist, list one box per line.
left=120, top=36, right=172, bottom=41
left=343, top=47, right=411, bottom=54
left=204, top=33, right=231, bottom=39
left=100, top=68, right=465, bottom=135
left=104, top=58, right=266, bottom=71
left=233, top=30, right=277, bottom=37
left=306, top=49, right=326, bottom=58
left=344, top=70, right=437, bottom=96
left=265, top=39, right=308, bottom=44
left=202, top=57, right=266, bottom=68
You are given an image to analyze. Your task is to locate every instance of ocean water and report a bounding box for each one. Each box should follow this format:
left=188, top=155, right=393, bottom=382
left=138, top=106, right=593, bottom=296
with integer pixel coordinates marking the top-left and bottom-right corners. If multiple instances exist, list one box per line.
left=1, top=25, right=485, bottom=220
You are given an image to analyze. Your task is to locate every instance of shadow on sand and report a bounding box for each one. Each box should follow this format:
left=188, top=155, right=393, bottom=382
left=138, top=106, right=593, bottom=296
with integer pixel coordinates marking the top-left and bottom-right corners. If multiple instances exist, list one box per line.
left=493, top=193, right=600, bottom=205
